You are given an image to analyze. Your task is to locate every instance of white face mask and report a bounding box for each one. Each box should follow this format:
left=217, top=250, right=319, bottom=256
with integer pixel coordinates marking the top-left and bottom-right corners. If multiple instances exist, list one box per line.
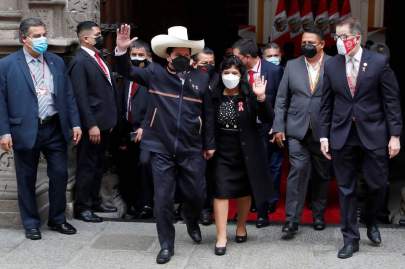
left=265, top=56, right=281, bottom=65
left=336, top=39, right=347, bottom=55
left=130, top=56, right=146, bottom=61
left=222, top=74, right=240, bottom=89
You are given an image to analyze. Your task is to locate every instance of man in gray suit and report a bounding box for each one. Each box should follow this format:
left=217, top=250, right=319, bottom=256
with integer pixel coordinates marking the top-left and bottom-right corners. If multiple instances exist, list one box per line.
left=272, top=27, right=331, bottom=240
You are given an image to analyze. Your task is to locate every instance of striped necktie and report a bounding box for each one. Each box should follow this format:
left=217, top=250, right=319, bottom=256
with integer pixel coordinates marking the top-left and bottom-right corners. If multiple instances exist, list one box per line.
left=31, top=58, right=49, bottom=119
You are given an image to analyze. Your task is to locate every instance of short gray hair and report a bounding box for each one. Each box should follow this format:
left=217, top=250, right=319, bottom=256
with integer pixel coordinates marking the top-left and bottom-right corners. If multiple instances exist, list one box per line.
left=337, top=17, right=362, bottom=36
left=19, top=17, right=46, bottom=38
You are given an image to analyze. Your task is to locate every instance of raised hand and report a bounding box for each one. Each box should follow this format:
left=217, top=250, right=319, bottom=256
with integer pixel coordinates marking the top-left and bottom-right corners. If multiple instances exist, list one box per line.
left=252, top=75, right=267, bottom=100
left=116, top=24, right=138, bottom=51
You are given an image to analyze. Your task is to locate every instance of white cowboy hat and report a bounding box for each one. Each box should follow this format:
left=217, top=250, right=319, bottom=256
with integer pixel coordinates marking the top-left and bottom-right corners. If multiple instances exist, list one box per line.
left=151, top=26, right=204, bottom=58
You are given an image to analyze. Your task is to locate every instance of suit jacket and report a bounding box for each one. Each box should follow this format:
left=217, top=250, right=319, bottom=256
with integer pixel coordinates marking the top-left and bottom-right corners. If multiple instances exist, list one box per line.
left=121, top=79, right=149, bottom=131
left=273, top=54, right=331, bottom=141
left=260, top=59, right=284, bottom=107
left=0, top=50, right=80, bottom=150
left=67, top=48, right=118, bottom=131
left=320, top=49, right=402, bottom=150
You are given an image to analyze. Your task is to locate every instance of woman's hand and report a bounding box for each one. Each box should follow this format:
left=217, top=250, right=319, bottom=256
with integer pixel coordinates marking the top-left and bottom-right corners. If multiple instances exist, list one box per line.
left=252, top=75, right=267, bottom=101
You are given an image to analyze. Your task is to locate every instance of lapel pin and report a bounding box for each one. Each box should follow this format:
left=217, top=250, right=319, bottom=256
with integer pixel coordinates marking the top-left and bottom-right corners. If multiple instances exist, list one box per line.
left=362, top=62, right=367, bottom=72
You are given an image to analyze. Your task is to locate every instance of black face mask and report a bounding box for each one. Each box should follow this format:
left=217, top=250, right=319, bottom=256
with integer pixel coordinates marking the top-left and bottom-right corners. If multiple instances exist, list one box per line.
left=198, top=64, right=216, bottom=77
left=131, top=59, right=149, bottom=68
left=301, top=44, right=317, bottom=58
left=94, top=36, right=104, bottom=50
left=171, top=56, right=190, bottom=73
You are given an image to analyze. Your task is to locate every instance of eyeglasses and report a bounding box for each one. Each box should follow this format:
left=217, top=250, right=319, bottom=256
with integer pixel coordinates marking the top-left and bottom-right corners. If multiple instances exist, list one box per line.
left=333, top=34, right=356, bottom=41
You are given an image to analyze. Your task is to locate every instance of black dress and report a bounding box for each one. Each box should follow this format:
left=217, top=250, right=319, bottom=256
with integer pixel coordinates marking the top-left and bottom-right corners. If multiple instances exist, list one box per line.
left=213, top=95, right=251, bottom=199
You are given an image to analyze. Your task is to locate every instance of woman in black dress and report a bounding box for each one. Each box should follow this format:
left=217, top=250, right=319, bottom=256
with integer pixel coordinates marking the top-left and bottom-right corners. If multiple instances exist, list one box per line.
left=212, top=56, right=274, bottom=255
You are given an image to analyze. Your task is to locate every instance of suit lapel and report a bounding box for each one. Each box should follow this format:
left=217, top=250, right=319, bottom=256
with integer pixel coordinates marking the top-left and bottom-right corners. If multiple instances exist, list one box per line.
left=80, top=48, right=111, bottom=84
left=311, top=55, right=327, bottom=95
left=338, top=55, right=353, bottom=99
left=17, top=50, right=36, bottom=95
left=353, top=50, right=369, bottom=98
left=43, top=53, right=58, bottom=96
left=299, top=57, right=312, bottom=96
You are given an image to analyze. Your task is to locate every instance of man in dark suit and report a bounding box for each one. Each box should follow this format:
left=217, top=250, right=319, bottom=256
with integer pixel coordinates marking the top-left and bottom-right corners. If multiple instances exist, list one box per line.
left=232, top=38, right=283, bottom=228
left=272, top=27, right=332, bottom=240
left=0, top=18, right=81, bottom=239
left=320, top=17, right=402, bottom=259
left=68, top=21, right=118, bottom=223
left=191, top=47, right=218, bottom=225
left=116, top=39, right=153, bottom=219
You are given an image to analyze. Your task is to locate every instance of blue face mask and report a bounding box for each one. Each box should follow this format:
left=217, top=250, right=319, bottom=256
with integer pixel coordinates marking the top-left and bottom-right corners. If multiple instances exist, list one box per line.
left=31, top=36, right=48, bottom=54
left=265, top=56, right=281, bottom=66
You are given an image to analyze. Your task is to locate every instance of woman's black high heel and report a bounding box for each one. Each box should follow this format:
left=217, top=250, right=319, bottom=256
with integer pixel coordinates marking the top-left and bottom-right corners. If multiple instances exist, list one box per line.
left=214, top=242, right=227, bottom=255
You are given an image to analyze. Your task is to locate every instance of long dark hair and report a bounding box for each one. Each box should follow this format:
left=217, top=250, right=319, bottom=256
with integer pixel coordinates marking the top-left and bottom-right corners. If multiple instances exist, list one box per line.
left=212, top=55, right=250, bottom=100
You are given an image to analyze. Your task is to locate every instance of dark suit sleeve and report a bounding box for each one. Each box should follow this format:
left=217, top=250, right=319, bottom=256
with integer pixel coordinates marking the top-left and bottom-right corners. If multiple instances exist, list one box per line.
left=63, top=66, right=81, bottom=128
left=0, top=60, right=10, bottom=136
left=202, top=86, right=216, bottom=150
left=256, top=96, right=274, bottom=125
left=380, top=59, right=402, bottom=136
left=319, top=65, right=334, bottom=139
left=272, top=62, right=290, bottom=133
left=68, top=61, right=97, bottom=129
left=269, top=65, right=284, bottom=107
left=133, top=87, right=149, bottom=130
left=115, top=53, right=150, bottom=87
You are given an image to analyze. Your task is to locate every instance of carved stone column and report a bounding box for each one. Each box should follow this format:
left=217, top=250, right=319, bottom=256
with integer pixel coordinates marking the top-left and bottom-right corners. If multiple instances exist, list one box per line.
left=0, top=0, right=100, bottom=227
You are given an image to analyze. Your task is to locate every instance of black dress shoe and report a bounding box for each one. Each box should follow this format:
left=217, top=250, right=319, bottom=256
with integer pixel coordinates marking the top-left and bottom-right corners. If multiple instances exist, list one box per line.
left=268, top=201, right=278, bottom=213
left=337, top=242, right=359, bottom=259
left=93, top=204, right=117, bottom=213
left=138, top=205, right=154, bottom=219
left=313, top=218, right=326, bottom=231
left=214, top=243, right=227, bottom=256
left=25, top=228, right=41, bottom=240
left=281, top=222, right=298, bottom=240
left=186, top=222, right=202, bottom=243
left=156, top=248, right=174, bottom=264
left=256, top=216, right=270, bottom=228
left=74, top=210, right=103, bottom=223
left=367, top=225, right=382, bottom=245
left=48, top=221, right=77, bottom=235
left=200, top=209, right=212, bottom=226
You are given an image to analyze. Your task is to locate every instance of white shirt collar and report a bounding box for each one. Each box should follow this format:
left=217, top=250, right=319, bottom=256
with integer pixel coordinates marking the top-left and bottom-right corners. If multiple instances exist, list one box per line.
left=81, top=46, right=96, bottom=57
left=345, top=47, right=363, bottom=63
left=250, top=58, right=261, bottom=73
left=23, top=47, right=44, bottom=64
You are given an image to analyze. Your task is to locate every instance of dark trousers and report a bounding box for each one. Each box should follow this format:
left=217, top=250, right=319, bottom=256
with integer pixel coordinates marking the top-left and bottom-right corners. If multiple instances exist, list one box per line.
left=74, top=130, right=110, bottom=212
left=13, top=119, right=68, bottom=229
left=203, top=158, right=215, bottom=211
left=332, top=143, right=388, bottom=244
left=285, top=130, right=331, bottom=223
left=150, top=152, right=206, bottom=251
left=116, top=141, right=141, bottom=208
left=257, top=124, right=284, bottom=217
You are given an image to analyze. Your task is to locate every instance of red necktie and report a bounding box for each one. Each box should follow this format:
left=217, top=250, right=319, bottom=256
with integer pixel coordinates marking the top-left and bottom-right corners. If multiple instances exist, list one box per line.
left=94, top=52, right=109, bottom=78
left=248, top=70, right=255, bottom=86
left=127, top=82, right=139, bottom=123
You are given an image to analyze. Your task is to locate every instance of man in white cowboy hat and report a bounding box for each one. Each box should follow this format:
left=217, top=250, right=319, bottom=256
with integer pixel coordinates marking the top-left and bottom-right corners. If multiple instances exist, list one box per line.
left=115, top=24, right=216, bottom=264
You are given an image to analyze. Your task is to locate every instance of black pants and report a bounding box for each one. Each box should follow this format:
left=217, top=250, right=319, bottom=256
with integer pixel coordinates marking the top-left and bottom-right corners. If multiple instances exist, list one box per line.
left=14, top=119, right=68, bottom=229
left=150, top=152, right=206, bottom=251
left=332, top=144, right=388, bottom=244
left=74, top=130, right=110, bottom=212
